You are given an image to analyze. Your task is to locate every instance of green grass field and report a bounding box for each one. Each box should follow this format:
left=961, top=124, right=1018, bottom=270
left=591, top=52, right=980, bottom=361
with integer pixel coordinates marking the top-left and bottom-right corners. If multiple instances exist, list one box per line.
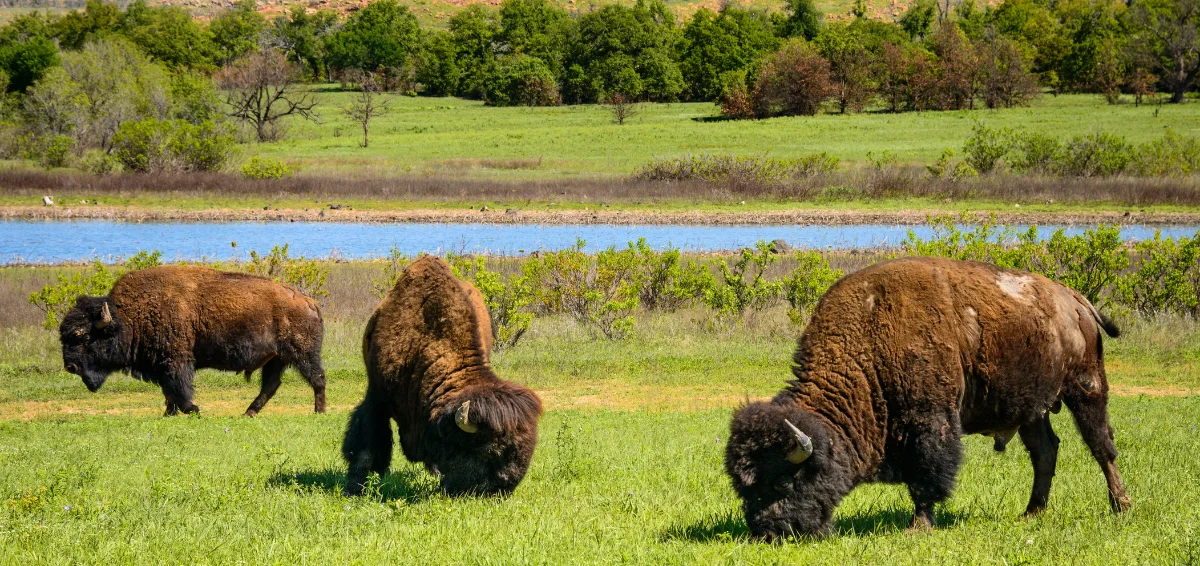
left=252, top=92, right=1200, bottom=180
left=2, top=256, right=1200, bottom=563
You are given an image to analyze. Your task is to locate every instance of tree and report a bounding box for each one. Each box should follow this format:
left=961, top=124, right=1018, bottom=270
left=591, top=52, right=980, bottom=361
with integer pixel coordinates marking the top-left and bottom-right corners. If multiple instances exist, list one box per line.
left=217, top=49, right=317, bottom=142
left=325, top=0, right=421, bottom=80
left=53, top=0, right=122, bottom=51
left=483, top=54, right=560, bottom=106
left=497, top=0, right=576, bottom=79
left=59, top=38, right=171, bottom=150
left=603, top=91, right=639, bottom=125
left=1130, top=0, right=1200, bottom=103
left=565, top=0, right=684, bottom=103
left=678, top=7, right=778, bottom=100
left=267, top=6, right=338, bottom=81
left=815, top=22, right=877, bottom=113
left=750, top=39, right=833, bottom=117
left=0, top=12, right=60, bottom=92
left=447, top=5, right=500, bottom=99
left=120, top=1, right=214, bottom=69
left=779, top=0, right=823, bottom=40
left=899, top=0, right=936, bottom=40
left=341, top=70, right=387, bottom=148
left=209, top=0, right=267, bottom=67
left=976, top=34, right=1038, bottom=108
left=929, top=20, right=979, bottom=110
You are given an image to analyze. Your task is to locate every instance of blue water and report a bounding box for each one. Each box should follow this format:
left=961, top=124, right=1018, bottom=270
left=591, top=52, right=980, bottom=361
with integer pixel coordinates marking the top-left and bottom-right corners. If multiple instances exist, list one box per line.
left=2, top=220, right=1198, bottom=264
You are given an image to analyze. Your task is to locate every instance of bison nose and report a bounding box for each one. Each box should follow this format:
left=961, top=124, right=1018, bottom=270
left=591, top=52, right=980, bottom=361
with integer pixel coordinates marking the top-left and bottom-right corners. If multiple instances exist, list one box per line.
left=65, top=363, right=78, bottom=374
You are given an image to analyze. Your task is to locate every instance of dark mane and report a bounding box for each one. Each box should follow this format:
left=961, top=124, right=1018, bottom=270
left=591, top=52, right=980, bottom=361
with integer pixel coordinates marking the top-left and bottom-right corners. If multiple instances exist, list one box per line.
left=460, top=378, right=543, bottom=434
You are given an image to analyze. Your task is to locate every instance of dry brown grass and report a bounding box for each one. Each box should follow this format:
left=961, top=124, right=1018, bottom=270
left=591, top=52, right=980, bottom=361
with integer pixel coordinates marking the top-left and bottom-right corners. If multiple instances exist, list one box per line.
left=4, top=168, right=1200, bottom=205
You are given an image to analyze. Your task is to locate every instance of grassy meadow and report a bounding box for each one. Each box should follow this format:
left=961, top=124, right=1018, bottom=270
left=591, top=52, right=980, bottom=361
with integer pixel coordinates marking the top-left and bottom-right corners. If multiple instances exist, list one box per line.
left=250, top=92, right=1200, bottom=180
left=2, top=261, right=1199, bottom=563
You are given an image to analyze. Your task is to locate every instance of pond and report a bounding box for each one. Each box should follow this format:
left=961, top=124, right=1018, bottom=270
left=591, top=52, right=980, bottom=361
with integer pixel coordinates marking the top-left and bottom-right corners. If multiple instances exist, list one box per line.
left=2, top=220, right=1197, bottom=264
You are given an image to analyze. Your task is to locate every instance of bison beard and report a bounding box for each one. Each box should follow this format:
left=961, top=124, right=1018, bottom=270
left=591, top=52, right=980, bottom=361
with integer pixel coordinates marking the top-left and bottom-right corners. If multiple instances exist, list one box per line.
left=725, top=257, right=1132, bottom=540
left=343, top=256, right=542, bottom=497
left=57, top=266, right=327, bottom=416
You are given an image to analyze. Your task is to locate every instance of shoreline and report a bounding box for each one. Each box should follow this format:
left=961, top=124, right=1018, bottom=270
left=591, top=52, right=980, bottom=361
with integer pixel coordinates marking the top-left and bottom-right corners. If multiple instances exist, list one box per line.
left=3, top=205, right=1200, bottom=226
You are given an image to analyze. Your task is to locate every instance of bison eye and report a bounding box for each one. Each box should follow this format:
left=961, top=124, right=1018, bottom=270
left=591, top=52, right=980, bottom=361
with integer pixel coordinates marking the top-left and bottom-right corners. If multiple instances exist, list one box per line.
left=774, top=479, right=794, bottom=493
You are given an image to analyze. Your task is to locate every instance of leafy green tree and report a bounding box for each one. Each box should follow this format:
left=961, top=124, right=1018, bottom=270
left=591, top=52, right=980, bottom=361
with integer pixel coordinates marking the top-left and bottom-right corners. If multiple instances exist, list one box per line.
left=1054, top=0, right=1126, bottom=92
left=120, top=1, right=215, bottom=69
left=326, top=0, right=421, bottom=75
left=53, top=0, right=122, bottom=51
left=566, top=0, right=684, bottom=103
left=899, top=0, right=936, bottom=40
left=678, top=7, right=778, bottom=100
left=778, top=0, right=823, bottom=40
left=448, top=5, right=501, bottom=98
left=497, top=0, right=576, bottom=79
left=0, top=12, right=60, bottom=92
left=988, top=0, right=1069, bottom=88
left=209, top=0, right=266, bottom=67
left=267, top=6, right=338, bottom=81
left=415, top=30, right=462, bottom=96
left=815, top=22, right=877, bottom=113
left=483, top=54, right=559, bottom=106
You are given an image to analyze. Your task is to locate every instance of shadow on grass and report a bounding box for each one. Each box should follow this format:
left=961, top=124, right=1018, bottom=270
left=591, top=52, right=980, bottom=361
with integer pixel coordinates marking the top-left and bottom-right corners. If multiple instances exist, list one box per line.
left=690, top=115, right=739, bottom=123
left=267, top=467, right=439, bottom=504
left=664, top=508, right=964, bottom=543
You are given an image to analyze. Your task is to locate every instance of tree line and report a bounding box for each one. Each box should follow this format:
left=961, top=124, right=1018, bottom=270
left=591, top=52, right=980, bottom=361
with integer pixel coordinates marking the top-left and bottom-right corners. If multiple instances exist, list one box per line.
left=0, top=0, right=1197, bottom=120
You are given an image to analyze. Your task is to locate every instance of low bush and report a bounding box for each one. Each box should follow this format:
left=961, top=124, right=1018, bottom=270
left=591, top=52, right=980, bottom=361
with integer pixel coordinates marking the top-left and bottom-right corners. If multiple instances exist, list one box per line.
left=1061, top=133, right=1131, bottom=178
left=698, top=241, right=782, bottom=319
left=28, top=251, right=163, bottom=329
left=635, top=153, right=838, bottom=185
left=962, top=122, right=1013, bottom=174
left=782, top=251, right=843, bottom=325
left=241, top=156, right=295, bottom=180
left=243, top=244, right=329, bottom=300
left=523, top=239, right=640, bottom=340
left=1116, top=232, right=1200, bottom=317
left=448, top=254, right=534, bottom=350
left=112, top=119, right=236, bottom=174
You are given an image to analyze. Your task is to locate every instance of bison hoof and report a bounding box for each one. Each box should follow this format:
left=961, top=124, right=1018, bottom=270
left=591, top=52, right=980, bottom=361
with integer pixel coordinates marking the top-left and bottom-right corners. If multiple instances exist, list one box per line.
left=244, top=409, right=258, bottom=417
left=1111, top=493, right=1132, bottom=514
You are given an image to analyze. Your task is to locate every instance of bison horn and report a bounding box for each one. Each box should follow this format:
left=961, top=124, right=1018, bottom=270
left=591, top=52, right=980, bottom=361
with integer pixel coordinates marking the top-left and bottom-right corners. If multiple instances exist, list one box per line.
left=784, top=419, right=813, bottom=464
left=455, top=400, right=479, bottom=433
left=96, top=303, right=113, bottom=329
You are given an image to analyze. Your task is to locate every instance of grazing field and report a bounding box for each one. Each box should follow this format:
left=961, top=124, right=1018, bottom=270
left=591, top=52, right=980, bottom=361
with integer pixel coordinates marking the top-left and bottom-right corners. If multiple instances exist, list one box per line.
left=243, top=92, right=1200, bottom=180
left=2, top=260, right=1199, bottom=563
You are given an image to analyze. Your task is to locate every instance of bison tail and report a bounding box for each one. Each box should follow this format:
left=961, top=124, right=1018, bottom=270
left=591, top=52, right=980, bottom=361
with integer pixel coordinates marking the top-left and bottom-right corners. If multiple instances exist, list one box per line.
left=1098, top=313, right=1121, bottom=338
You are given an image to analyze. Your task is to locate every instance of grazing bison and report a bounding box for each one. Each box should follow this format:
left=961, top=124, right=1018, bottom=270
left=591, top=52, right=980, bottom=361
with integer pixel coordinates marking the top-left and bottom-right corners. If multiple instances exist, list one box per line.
left=58, top=265, right=326, bottom=416
left=725, top=257, right=1131, bottom=540
left=343, top=256, right=542, bottom=496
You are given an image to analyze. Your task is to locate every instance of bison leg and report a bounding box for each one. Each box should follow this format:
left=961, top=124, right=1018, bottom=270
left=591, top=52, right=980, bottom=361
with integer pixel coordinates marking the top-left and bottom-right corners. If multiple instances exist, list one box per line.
left=342, top=387, right=393, bottom=496
left=902, top=412, right=963, bottom=531
left=294, top=354, right=327, bottom=414
left=244, top=358, right=286, bottom=417
left=1018, top=413, right=1059, bottom=515
left=160, top=366, right=199, bottom=416
left=1062, top=384, right=1132, bottom=513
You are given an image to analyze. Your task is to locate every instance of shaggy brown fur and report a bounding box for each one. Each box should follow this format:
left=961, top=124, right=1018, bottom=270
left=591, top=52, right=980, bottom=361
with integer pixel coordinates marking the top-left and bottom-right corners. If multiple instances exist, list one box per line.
left=343, top=256, right=541, bottom=496
left=725, top=257, right=1131, bottom=540
left=58, top=265, right=326, bottom=416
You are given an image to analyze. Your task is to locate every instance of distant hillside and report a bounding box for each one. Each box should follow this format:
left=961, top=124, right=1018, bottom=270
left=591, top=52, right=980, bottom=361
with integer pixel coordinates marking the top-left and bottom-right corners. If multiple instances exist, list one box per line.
left=0, top=0, right=921, bottom=26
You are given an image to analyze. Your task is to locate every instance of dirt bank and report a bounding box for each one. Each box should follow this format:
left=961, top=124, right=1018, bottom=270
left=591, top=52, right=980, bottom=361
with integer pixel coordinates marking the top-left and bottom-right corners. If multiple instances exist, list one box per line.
left=4, top=205, right=1199, bottom=226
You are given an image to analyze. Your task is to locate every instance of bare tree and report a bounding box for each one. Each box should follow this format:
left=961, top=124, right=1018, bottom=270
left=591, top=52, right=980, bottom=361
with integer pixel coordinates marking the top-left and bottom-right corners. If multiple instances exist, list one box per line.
left=341, top=70, right=388, bottom=148
left=217, top=48, right=317, bottom=142
left=603, top=92, right=639, bottom=126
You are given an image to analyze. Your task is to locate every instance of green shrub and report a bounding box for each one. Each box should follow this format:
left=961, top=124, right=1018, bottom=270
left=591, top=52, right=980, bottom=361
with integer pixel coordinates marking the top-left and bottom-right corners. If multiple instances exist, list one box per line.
left=1115, top=231, right=1200, bottom=317
left=962, top=122, right=1013, bottom=174
left=371, top=246, right=411, bottom=298
left=782, top=251, right=843, bottom=325
left=634, top=153, right=838, bottom=184
left=448, top=254, right=534, bottom=350
left=112, top=119, right=235, bottom=173
left=902, top=214, right=1045, bottom=271
left=22, top=135, right=75, bottom=169
left=1009, top=132, right=1063, bottom=175
left=1060, top=133, right=1131, bottom=177
left=483, top=55, right=561, bottom=107
left=927, top=149, right=954, bottom=178
left=523, top=239, right=640, bottom=339
left=80, top=149, right=122, bottom=175
left=241, top=156, right=295, bottom=180
left=699, top=240, right=782, bottom=319
left=1130, top=129, right=1200, bottom=177
left=244, top=244, right=328, bottom=300
left=631, top=239, right=700, bottom=312
left=28, top=251, right=163, bottom=329
left=1033, top=225, right=1128, bottom=305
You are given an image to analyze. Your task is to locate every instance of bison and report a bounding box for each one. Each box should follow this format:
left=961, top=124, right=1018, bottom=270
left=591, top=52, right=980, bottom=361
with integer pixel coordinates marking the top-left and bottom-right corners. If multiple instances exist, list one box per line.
left=725, top=257, right=1131, bottom=540
left=58, top=265, right=326, bottom=416
left=343, top=256, right=542, bottom=496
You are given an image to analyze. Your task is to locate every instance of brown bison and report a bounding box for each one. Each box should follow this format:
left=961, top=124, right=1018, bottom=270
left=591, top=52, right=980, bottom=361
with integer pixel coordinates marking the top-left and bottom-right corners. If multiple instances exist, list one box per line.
left=725, top=257, right=1131, bottom=540
left=58, top=265, right=326, bottom=416
left=343, top=256, right=542, bottom=496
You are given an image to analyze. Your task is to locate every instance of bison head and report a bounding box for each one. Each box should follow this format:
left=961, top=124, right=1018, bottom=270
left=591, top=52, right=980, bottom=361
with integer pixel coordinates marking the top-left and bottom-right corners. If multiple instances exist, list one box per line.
left=425, top=381, right=542, bottom=496
left=725, top=401, right=848, bottom=540
left=58, top=296, right=125, bottom=392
